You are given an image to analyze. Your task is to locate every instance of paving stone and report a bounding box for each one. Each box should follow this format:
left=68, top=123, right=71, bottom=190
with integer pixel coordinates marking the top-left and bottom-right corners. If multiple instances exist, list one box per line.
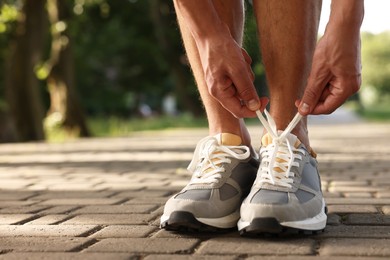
left=0, top=191, right=37, bottom=201
left=245, top=257, right=386, bottom=260
left=326, top=214, right=341, bottom=225
left=344, top=213, right=390, bottom=225
left=61, top=214, right=154, bottom=225
left=327, top=205, right=378, bottom=214
left=0, top=225, right=98, bottom=237
left=329, top=181, right=369, bottom=187
left=91, top=225, right=157, bottom=238
left=152, top=229, right=238, bottom=239
left=343, top=192, right=373, bottom=198
left=86, top=238, right=200, bottom=254
left=113, top=190, right=172, bottom=198
left=0, top=253, right=134, bottom=260
left=197, top=237, right=316, bottom=255
left=144, top=255, right=237, bottom=260
left=0, top=124, right=388, bottom=258
left=323, top=192, right=342, bottom=198
left=0, top=214, right=36, bottom=224
left=319, top=238, right=390, bottom=256
left=72, top=205, right=158, bottom=214
left=24, top=215, right=72, bottom=225
left=40, top=198, right=123, bottom=206
left=0, top=237, right=94, bottom=252
left=328, top=186, right=387, bottom=193
left=39, top=206, right=81, bottom=214
left=32, top=191, right=115, bottom=200
left=326, top=198, right=390, bottom=205
left=319, top=225, right=390, bottom=238
left=0, top=180, right=34, bottom=189
left=0, top=205, right=50, bottom=214
left=0, top=201, right=38, bottom=207
left=377, top=191, right=390, bottom=198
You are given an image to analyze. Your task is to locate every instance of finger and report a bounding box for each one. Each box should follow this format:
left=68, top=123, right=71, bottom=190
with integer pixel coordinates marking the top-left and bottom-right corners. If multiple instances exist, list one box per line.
left=247, top=63, right=255, bottom=82
left=319, top=84, right=332, bottom=102
left=299, top=67, right=331, bottom=116
left=242, top=49, right=255, bottom=81
left=220, top=96, right=258, bottom=118
left=311, top=80, right=358, bottom=115
left=208, top=82, right=255, bottom=118
left=229, top=69, right=260, bottom=111
left=258, top=97, right=269, bottom=112
left=241, top=48, right=252, bottom=65
left=310, top=93, right=348, bottom=115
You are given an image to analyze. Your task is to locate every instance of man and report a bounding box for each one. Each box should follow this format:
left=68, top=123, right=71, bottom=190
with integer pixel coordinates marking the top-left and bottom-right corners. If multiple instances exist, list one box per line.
left=160, top=0, right=363, bottom=235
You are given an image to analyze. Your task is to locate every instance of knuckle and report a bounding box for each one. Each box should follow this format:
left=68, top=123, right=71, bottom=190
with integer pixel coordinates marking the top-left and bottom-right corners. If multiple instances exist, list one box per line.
left=208, top=84, right=220, bottom=98
left=238, top=87, right=254, bottom=100
left=303, top=87, right=319, bottom=102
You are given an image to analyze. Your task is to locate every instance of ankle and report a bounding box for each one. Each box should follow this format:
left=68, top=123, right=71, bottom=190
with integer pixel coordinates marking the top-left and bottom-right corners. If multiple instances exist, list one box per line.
left=291, top=120, right=310, bottom=150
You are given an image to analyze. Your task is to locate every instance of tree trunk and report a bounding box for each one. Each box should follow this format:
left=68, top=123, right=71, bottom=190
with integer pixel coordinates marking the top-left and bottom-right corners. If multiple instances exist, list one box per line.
left=4, top=0, right=47, bottom=141
left=46, top=0, right=90, bottom=137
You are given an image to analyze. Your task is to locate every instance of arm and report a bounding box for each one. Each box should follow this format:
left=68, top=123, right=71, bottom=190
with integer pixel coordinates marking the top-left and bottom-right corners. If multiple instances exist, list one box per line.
left=297, top=0, right=364, bottom=115
left=174, top=0, right=266, bottom=118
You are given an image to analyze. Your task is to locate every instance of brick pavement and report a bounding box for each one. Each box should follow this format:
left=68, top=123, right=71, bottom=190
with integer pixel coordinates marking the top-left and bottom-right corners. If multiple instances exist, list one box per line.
left=0, top=122, right=389, bottom=259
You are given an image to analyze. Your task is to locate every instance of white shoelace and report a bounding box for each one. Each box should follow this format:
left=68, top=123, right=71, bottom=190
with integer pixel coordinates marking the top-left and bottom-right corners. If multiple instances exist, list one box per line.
left=187, top=136, right=250, bottom=185
left=255, top=110, right=305, bottom=188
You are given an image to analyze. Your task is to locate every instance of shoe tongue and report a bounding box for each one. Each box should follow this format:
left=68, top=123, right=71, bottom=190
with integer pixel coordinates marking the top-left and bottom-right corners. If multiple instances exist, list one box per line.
left=261, top=131, right=301, bottom=148
left=214, top=133, right=242, bottom=146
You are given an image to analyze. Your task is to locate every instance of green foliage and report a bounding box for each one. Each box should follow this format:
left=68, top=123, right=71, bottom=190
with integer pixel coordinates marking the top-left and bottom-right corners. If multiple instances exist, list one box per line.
left=68, top=0, right=188, bottom=116
left=243, top=2, right=268, bottom=97
left=0, top=4, right=19, bottom=33
left=362, top=31, right=390, bottom=97
left=357, top=98, right=390, bottom=121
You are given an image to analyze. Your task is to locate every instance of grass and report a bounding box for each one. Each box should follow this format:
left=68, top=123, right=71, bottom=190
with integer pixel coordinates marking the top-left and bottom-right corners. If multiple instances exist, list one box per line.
left=87, top=114, right=208, bottom=137
left=45, top=103, right=390, bottom=142
left=357, top=104, right=390, bottom=121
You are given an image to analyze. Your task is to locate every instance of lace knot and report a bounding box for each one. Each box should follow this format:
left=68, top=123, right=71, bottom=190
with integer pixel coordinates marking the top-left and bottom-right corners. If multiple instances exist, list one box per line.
left=256, top=110, right=304, bottom=188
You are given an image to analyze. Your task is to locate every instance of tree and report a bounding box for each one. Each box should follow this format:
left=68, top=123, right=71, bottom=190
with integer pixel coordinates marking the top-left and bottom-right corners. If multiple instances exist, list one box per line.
left=361, top=31, right=390, bottom=98
left=44, top=0, right=90, bottom=137
left=4, top=0, right=47, bottom=141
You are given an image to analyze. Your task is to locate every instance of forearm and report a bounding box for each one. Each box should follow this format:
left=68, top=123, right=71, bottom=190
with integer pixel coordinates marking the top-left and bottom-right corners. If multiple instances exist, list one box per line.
left=173, top=0, right=230, bottom=41
left=327, top=0, right=364, bottom=33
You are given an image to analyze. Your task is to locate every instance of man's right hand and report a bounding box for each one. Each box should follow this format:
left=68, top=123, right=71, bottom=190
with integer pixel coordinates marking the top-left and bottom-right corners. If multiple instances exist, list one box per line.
left=196, top=30, right=268, bottom=118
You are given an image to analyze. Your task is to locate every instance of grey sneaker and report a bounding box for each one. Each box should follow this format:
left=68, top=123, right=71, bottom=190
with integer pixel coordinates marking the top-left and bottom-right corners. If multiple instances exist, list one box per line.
left=238, top=111, right=327, bottom=235
left=160, top=133, right=258, bottom=232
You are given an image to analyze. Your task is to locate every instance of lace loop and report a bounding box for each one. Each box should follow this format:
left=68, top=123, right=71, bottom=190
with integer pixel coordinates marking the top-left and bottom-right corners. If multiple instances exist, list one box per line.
left=256, top=110, right=305, bottom=188
left=187, top=136, right=250, bottom=185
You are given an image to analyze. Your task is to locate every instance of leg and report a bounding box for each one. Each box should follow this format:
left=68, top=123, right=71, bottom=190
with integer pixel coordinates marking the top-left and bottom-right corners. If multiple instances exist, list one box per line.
left=253, top=0, right=322, bottom=149
left=238, top=0, right=326, bottom=235
left=161, top=1, right=260, bottom=232
left=174, top=0, right=252, bottom=146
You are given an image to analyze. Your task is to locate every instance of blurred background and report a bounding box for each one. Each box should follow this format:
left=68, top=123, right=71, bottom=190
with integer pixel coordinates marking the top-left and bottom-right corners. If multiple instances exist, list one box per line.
left=0, top=0, right=388, bottom=143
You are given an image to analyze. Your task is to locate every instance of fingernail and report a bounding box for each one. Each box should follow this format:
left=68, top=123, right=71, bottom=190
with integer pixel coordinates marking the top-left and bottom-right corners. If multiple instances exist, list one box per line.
left=300, top=103, right=310, bottom=114
left=247, top=99, right=260, bottom=111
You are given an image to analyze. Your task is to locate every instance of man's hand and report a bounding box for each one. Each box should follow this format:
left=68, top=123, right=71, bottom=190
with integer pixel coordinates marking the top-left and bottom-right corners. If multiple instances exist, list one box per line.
left=297, top=0, right=364, bottom=116
left=197, top=31, right=268, bottom=118
left=297, top=33, right=362, bottom=115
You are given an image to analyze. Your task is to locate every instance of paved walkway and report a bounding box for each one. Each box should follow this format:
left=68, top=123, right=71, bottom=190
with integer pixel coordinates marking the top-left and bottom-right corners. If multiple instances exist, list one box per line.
left=0, top=122, right=389, bottom=259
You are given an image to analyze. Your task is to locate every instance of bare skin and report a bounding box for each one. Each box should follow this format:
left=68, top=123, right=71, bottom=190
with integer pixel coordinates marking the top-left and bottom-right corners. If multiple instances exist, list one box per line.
left=173, top=0, right=267, bottom=148
left=298, top=0, right=364, bottom=115
left=173, top=0, right=364, bottom=150
left=253, top=0, right=321, bottom=148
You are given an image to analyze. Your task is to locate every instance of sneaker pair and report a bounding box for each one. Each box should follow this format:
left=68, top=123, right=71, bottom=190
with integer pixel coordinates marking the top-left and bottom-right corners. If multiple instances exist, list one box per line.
left=160, top=111, right=327, bottom=234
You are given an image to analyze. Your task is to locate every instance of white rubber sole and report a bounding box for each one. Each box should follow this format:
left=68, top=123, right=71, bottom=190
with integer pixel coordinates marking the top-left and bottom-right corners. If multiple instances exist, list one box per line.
left=238, top=199, right=327, bottom=231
